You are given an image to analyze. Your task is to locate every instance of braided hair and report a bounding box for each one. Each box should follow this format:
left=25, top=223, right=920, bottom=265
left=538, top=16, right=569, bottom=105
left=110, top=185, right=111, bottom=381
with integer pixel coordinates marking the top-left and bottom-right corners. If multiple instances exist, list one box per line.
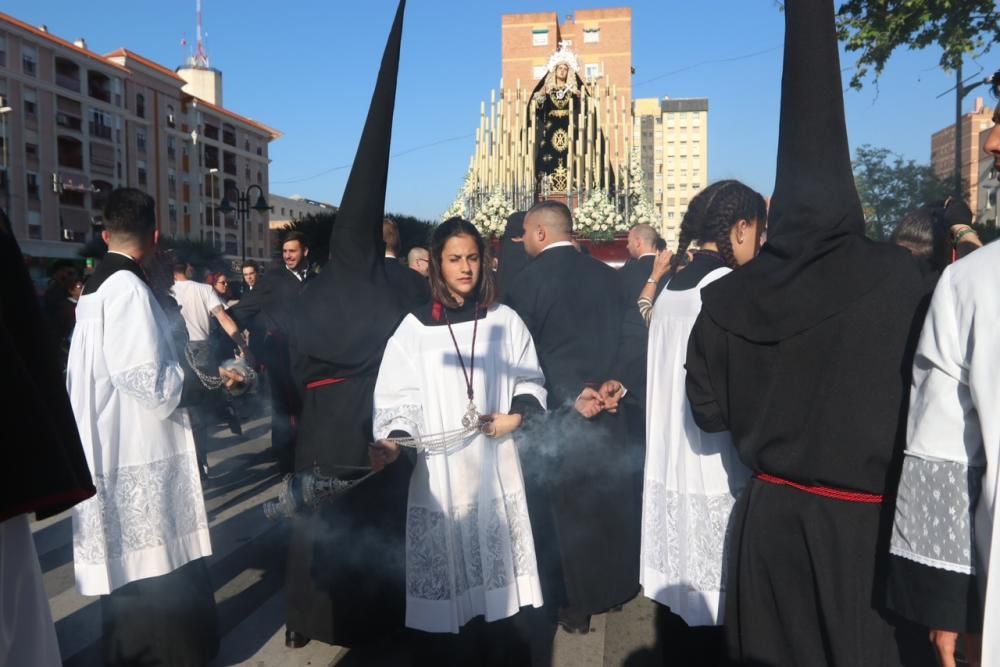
left=670, top=180, right=766, bottom=275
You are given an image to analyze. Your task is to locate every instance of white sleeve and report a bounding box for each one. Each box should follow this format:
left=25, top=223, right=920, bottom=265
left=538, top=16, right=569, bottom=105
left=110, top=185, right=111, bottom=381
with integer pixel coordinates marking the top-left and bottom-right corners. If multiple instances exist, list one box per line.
left=890, top=268, right=985, bottom=574
left=372, top=325, right=425, bottom=440
left=201, top=284, right=226, bottom=314
left=506, top=308, right=547, bottom=410
left=104, top=282, right=184, bottom=420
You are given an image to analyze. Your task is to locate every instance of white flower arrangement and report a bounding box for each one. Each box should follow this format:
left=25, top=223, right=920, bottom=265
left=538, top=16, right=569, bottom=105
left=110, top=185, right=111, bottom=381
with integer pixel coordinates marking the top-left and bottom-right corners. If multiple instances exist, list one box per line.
left=471, top=190, right=514, bottom=238
left=440, top=191, right=466, bottom=222
left=574, top=189, right=628, bottom=240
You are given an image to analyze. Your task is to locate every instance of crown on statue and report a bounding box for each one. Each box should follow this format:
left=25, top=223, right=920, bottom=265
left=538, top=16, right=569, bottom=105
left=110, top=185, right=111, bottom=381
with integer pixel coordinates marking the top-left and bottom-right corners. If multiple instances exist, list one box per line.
left=546, top=42, right=580, bottom=73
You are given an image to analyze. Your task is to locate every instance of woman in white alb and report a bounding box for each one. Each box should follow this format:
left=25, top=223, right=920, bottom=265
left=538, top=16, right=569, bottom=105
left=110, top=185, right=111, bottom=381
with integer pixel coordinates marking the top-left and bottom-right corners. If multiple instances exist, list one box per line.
left=370, top=217, right=546, bottom=662
left=641, top=181, right=764, bottom=651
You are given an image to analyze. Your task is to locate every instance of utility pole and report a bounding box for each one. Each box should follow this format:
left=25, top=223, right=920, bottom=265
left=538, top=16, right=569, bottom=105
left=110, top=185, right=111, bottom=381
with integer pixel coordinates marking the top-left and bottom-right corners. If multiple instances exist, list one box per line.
left=945, top=61, right=990, bottom=200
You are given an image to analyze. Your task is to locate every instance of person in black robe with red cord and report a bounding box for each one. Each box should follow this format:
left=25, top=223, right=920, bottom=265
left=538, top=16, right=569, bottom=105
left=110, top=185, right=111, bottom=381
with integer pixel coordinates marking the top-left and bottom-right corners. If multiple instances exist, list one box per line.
left=1, top=207, right=95, bottom=666
left=281, top=1, right=412, bottom=650
left=683, top=1, right=935, bottom=665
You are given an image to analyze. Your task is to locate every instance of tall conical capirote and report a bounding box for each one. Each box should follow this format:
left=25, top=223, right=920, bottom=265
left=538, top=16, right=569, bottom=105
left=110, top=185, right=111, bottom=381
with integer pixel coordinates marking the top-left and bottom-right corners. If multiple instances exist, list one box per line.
left=327, top=0, right=406, bottom=276
left=293, top=0, right=409, bottom=368
left=699, top=0, right=897, bottom=343
left=766, top=0, right=864, bottom=252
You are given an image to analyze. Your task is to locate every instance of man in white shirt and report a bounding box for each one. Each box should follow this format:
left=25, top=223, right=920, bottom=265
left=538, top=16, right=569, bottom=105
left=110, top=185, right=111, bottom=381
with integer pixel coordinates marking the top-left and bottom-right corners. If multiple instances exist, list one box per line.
left=172, top=262, right=250, bottom=471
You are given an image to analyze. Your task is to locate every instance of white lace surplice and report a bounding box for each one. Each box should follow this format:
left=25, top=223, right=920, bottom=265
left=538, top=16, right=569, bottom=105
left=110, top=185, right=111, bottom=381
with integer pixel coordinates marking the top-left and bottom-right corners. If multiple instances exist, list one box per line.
left=641, top=267, right=750, bottom=626
left=66, top=271, right=211, bottom=596
left=373, top=304, right=546, bottom=633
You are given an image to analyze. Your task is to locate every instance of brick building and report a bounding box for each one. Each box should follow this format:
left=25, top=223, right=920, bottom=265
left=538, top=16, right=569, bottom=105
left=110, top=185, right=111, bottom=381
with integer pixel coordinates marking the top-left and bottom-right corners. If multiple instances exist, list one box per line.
left=931, top=97, right=993, bottom=221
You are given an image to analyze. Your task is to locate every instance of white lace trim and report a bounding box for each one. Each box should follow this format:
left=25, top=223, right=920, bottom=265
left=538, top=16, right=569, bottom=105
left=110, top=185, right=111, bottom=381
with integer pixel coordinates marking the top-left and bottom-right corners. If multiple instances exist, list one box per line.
left=73, top=451, right=208, bottom=565
left=890, top=456, right=979, bottom=574
left=642, top=480, right=737, bottom=593
left=406, top=492, right=537, bottom=601
left=889, top=546, right=976, bottom=575
left=374, top=403, right=424, bottom=440
left=110, top=360, right=183, bottom=410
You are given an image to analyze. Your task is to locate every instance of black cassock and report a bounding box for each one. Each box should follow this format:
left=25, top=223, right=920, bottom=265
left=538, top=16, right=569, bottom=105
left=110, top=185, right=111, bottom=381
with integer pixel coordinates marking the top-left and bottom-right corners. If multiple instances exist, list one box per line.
left=282, top=1, right=411, bottom=648
left=616, top=254, right=663, bottom=434
left=384, top=255, right=431, bottom=308
left=506, top=244, right=642, bottom=616
left=683, top=1, right=935, bottom=665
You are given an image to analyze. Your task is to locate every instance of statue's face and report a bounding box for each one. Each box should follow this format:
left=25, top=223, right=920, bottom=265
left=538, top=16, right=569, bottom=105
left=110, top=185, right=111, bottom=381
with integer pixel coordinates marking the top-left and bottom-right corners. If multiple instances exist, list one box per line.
left=555, top=64, right=569, bottom=81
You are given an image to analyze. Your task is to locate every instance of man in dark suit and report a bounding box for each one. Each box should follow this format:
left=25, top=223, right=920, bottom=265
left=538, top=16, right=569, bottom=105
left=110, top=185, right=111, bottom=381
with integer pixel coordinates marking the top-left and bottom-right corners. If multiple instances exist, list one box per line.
left=616, top=223, right=664, bottom=440
left=229, top=232, right=314, bottom=471
left=382, top=217, right=430, bottom=309
left=505, top=200, right=642, bottom=636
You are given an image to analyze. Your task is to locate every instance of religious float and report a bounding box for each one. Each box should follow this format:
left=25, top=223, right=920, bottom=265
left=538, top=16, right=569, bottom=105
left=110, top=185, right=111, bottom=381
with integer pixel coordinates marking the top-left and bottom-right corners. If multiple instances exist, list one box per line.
left=441, top=44, right=657, bottom=265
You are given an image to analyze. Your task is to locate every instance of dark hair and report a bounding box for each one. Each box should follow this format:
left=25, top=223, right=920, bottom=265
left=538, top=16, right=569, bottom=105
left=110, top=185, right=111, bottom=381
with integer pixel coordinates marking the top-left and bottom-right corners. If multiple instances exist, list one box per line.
left=172, top=261, right=190, bottom=276
left=891, top=206, right=951, bottom=271
left=103, top=188, right=156, bottom=240
left=654, top=237, right=668, bottom=252
left=242, top=259, right=259, bottom=272
left=48, top=259, right=76, bottom=277
left=382, top=217, right=401, bottom=256
left=283, top=231, right=308, bottom=249
left=526, top=200, right=573, bottom=234
left=428, top=218, right=497, bottom=309
left=991, top=69, right=1000, bottom=99
left=671, top=180, right=766, bottom=274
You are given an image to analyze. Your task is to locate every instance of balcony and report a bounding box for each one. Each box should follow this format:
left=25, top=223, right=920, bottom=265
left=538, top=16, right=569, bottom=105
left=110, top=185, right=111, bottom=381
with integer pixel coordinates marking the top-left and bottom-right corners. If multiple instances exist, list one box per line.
left=87, top=71, right=112, bottom=104
left=222, top=123, right=237, bottom=147
left=57, top=112, right=83, bottom=132
left=55, top=57, right=81, bottom=92
left=203, top=124, right=220, bottom=141
left=222, top=151, right=237, bottom=176
left=88, top=122, right=112, bottom=140
left=57, top=136, right=84, bottom=171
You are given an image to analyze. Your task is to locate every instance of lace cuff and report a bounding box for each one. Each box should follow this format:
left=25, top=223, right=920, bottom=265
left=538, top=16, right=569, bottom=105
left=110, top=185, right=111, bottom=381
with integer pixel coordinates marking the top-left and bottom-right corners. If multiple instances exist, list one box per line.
left=110, top=360, right=183, bottom=411
left=890, top=455, right=981, bottom=575
left=373, top=404, right=424, bottom=441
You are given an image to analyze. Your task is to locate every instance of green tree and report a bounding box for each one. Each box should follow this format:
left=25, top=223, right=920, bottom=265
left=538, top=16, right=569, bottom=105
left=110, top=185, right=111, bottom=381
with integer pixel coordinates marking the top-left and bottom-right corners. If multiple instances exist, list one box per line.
left=836, top=0, right=1000, bottom=90
left=852, top=144, right=954, bottom=240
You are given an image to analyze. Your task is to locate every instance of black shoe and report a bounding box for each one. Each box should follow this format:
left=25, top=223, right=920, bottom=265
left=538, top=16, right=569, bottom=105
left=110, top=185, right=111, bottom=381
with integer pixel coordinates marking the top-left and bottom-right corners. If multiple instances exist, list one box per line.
left=226, top=406, right=243, bottom=436
left=557, top=608, right=591, bottom=634
left=285, top=629, right=310, bottom=649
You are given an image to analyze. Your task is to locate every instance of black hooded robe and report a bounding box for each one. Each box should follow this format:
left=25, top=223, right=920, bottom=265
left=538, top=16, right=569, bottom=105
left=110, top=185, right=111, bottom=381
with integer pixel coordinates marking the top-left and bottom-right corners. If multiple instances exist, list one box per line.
left=282, top=2, right=412, bottom=647
left=683, top=1, right=934, bottom=665
left=506, top=245, right=642, bottom=617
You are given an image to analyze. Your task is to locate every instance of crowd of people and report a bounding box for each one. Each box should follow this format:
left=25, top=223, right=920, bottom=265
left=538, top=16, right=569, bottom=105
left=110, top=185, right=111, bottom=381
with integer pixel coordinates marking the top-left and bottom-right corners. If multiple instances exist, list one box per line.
left=4, top=0, right=1000, bottom=666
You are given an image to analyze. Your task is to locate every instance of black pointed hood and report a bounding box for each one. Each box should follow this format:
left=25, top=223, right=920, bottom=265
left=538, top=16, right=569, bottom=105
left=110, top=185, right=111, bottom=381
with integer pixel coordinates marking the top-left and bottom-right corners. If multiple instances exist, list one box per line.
left=699, top=0, right=904, bottom=343
left=294, top=1, right=410, bottom=368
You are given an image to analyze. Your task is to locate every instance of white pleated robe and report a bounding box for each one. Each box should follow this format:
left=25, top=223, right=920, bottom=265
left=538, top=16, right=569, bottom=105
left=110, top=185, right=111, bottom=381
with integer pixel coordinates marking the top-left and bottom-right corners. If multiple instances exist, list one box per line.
left=373, top=303, right=546, bottom=633
left=640, top=267, right=750, bottom=626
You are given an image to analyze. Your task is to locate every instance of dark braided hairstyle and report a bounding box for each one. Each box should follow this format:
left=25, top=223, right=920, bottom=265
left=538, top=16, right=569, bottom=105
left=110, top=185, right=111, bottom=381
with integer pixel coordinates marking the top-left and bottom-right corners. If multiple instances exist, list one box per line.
left=669, top=180, right=766, bottom=275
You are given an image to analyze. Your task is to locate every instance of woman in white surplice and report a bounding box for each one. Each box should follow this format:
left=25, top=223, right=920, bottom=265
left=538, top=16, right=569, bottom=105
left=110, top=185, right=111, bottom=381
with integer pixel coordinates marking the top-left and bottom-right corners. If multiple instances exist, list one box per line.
left=370, top=218, right=547, bottom=641
left=641, top=181, right=764, bottom=637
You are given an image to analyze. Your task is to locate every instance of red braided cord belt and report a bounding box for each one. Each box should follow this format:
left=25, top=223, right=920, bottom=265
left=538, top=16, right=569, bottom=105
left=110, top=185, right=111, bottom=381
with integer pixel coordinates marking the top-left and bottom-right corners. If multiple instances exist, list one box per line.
left=305, top=378, right=347, bottom=391
left=754, top=473, right=883, bottom=504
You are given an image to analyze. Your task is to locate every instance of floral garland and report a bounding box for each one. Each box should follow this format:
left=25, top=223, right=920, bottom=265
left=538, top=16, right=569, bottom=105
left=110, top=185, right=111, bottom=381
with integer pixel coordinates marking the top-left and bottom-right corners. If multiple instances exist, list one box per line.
left=574, top=189, right=627, bottom=240
left=471, top=190, right=514, bottom=238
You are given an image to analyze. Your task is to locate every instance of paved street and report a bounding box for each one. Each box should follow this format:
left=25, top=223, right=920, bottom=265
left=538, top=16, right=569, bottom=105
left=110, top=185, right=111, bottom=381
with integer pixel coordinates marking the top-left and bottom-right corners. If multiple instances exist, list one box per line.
left=36, top=413, right=664, bottom=666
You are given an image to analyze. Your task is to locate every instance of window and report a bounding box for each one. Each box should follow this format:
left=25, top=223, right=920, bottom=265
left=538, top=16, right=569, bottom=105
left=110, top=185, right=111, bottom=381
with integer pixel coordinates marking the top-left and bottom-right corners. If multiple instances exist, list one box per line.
left=167, top=136, right=176, bottom=160
left=22, top=44, right=37, bottom=76
left=584, top=63, right=602, bottom=81
left=89, top=109, right=113, bottom=139
left=25, top=143, right=39, bottom=160
left=532, top=66, right=547, bottom=80
left=256, top=145, right=262, bottom=156
left=692, top=183, right=701, bottom=190
left=57, top=136, right=84, bottom=170
left=24, top=88, right=37, bottom=117
left=244, top=139, right=250, bottom=151
left=667, top=212, right=675, bottom=220
left=137, top=160, right=147, bottom=187
left=55, top=57, right=81, bottom=92
left=27, top=210, right=42, bottom=238
left=166, top=105, right=175, bottom=128
left=225, top=233, right=238, bottom=255
left=168, top=168, right=177, bottom=195
left=583, top=28, right=600, bottom=44
left=256, top=170, right=262, bottom=185
left=168, top=201, right=177, bottom=223
left=532, top=29, right=549, bottom=47
left=0, top=35, right=6, bottom=67
left=136, top=128, right=147, bottom=154
left=27, top=172, right=40, bottom=200
left=680, top=197, right=689, bottom=206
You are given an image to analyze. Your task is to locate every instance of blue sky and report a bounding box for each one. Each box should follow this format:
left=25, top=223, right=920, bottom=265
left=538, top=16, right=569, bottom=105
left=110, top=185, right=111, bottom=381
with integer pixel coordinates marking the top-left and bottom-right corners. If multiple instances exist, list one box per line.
left=6, top=1, right=996, bottom=220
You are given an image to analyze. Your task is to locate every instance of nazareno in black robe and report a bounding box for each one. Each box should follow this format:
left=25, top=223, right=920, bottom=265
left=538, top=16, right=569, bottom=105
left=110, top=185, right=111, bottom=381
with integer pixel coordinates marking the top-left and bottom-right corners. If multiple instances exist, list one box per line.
left=282, top=1, right=412, bottom=648
left=506, top=244, right=642, bottom=617
left=0, top=208, right=95, bottom=523
left=683, top=1, right=934, bottom=665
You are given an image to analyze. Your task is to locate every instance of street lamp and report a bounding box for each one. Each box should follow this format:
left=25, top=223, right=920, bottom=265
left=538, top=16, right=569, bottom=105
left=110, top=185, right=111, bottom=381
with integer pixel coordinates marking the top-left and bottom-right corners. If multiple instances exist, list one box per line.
left=219, top=184, right=270, bottom=269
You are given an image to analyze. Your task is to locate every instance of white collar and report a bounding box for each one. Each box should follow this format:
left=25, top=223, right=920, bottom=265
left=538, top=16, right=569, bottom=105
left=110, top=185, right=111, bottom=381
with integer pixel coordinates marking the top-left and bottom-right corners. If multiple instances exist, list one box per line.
left=539, top=240, right=575, bottom=254
left=107, top=250, right=139, bottom=262
left=638, top=252, right=657, bottom=259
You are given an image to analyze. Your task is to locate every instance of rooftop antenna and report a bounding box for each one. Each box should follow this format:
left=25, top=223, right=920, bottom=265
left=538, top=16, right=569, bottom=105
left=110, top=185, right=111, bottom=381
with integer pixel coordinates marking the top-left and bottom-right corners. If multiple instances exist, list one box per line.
left=194, top=0, right=210, bottom=68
